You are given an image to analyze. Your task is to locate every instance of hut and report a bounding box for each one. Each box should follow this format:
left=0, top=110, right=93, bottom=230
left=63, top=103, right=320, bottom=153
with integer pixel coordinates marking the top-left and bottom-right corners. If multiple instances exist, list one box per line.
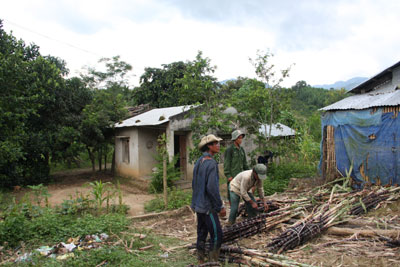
left=320, top=61, right=400, bottom=187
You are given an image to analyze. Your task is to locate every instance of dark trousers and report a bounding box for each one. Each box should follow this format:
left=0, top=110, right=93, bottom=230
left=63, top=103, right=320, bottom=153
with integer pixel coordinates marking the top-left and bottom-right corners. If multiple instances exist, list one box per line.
left=196, top=211, right=223, bottom=252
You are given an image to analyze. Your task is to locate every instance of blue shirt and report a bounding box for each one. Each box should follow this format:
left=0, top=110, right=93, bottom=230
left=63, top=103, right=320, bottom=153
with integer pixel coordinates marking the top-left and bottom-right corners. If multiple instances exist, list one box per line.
left=191, top=152, right=223, bottom=214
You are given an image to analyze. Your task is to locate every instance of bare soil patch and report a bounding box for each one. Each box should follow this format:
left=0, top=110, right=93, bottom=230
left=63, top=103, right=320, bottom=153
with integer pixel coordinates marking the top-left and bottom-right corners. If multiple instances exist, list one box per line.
left=14, top=169, right=155, bottom=217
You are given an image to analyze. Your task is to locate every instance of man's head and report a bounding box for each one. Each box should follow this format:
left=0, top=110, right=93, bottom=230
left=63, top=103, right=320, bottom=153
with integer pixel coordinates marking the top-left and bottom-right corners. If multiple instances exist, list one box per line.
left=231, top=129, right=245, bottom=146
left=198, top=134, right=222, bottom=154
left=253, top=163, right=267, bottom=180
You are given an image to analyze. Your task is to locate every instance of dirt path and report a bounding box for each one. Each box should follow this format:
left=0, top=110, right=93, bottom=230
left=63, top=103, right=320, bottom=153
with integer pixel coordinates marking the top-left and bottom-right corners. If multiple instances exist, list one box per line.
left=43, top=169, right=155, bottom=216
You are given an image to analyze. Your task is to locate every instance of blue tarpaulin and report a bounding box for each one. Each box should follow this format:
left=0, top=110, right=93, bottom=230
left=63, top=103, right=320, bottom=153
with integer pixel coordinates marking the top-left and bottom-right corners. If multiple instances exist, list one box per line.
left=320, top=108, right=400, bottom=187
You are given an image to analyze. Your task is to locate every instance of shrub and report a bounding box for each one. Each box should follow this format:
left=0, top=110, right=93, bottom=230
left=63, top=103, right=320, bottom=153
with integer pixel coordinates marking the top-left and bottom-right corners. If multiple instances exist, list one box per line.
left=145, top=188, right=192, bottom=212
left=263, top=161, right=317, bottom=195
left=149, top=154, right=181, bottom=193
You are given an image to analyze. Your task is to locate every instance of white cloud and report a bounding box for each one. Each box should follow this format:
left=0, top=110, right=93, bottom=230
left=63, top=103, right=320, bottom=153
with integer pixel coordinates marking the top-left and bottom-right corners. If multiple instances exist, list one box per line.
left=1, top=0, right=400, bottom=88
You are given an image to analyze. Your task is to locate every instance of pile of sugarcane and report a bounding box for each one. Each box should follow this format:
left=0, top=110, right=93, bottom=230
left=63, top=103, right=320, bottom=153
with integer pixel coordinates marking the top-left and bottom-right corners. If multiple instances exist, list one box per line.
left=267, top=199, right=350, bottom=254
left=380, top=237, right=400, bottom=247
left=219, top=245, right=317, bottom=267
left=222, top=207, right=304, bottom=244
left=349, top=189, right=390, bottom=215
left=267, top=186, right=400, bottom=253
left=237, top=199, right=280, bottom=217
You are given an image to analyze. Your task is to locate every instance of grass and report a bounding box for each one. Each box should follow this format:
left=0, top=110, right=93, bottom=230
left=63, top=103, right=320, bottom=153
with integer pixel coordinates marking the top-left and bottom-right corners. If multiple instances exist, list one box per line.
left=4, top=229, right=196, bottom=267
left=145, top=188, right=192, bottom=213
left=0, top=185, right=197, bottom=266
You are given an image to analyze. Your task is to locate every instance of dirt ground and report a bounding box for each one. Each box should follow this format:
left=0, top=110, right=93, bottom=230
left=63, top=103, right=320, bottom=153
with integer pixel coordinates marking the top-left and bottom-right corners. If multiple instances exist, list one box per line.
left=133, top=179, right=400, bottom=267
left=15, top=169, right=154, bottom=217
left=12, top=171, right=400, bottom=266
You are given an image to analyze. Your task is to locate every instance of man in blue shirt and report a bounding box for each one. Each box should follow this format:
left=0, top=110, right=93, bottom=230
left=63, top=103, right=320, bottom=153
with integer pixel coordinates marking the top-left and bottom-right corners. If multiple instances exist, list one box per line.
left=191, top=134, right=226, bottom=264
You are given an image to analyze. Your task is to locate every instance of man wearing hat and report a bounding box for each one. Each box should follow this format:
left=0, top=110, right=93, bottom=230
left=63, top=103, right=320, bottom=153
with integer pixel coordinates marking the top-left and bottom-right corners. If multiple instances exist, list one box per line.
left=191, top=134, right=226, bottom=264
left=227, top=164, right=269, bottom=225
left=224, top=129, right=249, bottom=205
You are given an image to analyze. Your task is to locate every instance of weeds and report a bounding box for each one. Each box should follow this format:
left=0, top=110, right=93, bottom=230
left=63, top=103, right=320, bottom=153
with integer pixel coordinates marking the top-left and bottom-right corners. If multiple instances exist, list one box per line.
left=145, top=188, right=191, bottom=212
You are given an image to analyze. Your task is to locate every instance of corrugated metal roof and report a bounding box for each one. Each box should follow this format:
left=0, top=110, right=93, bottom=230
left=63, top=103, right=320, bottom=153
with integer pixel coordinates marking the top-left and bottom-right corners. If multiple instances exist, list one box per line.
left=349, top=61, right=400, bottom=93
left=115, top=105, right=190, bottom=128
left=320, top=89, right=400, bottom=111
left=258, top=123, right=296, bottom=137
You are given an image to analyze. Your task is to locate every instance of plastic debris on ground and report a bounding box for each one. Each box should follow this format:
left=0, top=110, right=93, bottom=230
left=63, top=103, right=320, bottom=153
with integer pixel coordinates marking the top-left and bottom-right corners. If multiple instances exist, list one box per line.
left=11, top=233, right=110, bottom=263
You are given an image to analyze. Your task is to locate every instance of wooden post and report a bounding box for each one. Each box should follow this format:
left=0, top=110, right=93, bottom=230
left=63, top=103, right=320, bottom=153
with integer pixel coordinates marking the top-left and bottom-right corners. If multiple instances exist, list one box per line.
left=163, top=154, right=168, bottom=209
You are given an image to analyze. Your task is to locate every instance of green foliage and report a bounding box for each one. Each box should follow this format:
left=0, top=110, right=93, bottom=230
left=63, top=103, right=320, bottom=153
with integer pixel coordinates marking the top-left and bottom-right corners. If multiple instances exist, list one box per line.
left=7, top=229, right=195, bottom=266
left=27, top=184, right=50, bottom=206
left=145, top=188, right=191, bottom=212
left=149, top=154, right=181, bottom=193
left=290, top=80, right=348, bottom=116
left=132, top=61, right=188, bottom=108
left=87, top=180, right=113, bottom=210
left=263, top=162, right=317, bottom=195
left=0, top=21, right=96, bottom=187
left=0, top=197, right=128, bottom=248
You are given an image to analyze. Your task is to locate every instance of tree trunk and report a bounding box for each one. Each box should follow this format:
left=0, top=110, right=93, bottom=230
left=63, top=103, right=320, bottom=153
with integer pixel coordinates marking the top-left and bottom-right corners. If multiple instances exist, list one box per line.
left=87, top=147, right=96, bottom=172
left=98, top=148, right=102, bottom=172
left=111, top=149, right=115, bottom=175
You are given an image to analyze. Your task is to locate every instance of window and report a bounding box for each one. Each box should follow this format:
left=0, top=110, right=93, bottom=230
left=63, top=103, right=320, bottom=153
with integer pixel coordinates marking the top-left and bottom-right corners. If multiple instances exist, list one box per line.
left=122, top=138, right=130, bottom=163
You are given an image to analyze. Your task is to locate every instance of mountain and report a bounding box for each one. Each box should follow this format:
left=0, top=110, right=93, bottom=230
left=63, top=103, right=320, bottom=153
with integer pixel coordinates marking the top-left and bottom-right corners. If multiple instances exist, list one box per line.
left=313, top=77, right=368, bottom=90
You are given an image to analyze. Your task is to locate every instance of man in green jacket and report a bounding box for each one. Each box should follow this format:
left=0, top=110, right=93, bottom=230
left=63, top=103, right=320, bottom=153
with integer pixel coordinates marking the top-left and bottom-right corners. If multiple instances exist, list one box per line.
left=224, top=129, right=249, bottom=205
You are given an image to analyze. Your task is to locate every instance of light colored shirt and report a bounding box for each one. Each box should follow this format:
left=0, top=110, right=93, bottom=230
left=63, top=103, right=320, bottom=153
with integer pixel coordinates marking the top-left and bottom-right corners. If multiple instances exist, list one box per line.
left=230, top=170, right=265, bottom=202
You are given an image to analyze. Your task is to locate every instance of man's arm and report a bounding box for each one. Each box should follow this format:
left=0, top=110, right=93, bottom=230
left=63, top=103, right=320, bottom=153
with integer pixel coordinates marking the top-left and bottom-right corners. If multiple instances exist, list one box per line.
left=223, top=146, right=232, bottom=180
left=239, top=174, right=252, bottom=202
left=257, top=180, right=268, bottom=211
left=241, top=147, right=249, bottom=170
left=206, top=163, right=223, bottom=212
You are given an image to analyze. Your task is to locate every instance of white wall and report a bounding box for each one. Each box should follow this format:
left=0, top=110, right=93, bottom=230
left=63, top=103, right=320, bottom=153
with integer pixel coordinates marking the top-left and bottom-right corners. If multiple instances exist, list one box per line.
left=115, top=127, right=139, bottom=178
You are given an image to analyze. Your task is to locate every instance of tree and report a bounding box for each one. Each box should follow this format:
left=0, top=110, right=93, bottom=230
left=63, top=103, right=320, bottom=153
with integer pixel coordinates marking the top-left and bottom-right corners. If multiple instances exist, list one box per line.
left=79, top=56, right=131, bottom=171
left=132, top=61, right=187, bottom=108
left=0, top=20, right=90, bottom=186
left=175, top=51, right=220, bottom=105
left=248, top=50, right=293, bottom=141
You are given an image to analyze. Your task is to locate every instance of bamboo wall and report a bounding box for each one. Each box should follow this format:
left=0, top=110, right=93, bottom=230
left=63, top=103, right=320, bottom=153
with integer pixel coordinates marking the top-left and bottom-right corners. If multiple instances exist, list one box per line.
left=323, top=125, right=339, bottom=181
left=323, top=106, right=400, bottom=182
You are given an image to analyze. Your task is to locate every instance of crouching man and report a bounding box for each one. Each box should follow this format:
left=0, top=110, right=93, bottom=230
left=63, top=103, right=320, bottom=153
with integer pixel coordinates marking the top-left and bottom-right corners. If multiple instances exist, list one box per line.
left=191, top=134, right=226, bottom=264
left=228, top=164, right=268, bottom=225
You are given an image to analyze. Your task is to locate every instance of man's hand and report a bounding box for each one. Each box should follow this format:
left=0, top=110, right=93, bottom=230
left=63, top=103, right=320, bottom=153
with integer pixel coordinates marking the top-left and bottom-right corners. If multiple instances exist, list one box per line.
left=262, top=199, right=269, bottom=212
left=219, top=207, right=226, bottom=217
left=250, top=200, right=258, bottom=210
left=264, top=204, right=269, bottom=212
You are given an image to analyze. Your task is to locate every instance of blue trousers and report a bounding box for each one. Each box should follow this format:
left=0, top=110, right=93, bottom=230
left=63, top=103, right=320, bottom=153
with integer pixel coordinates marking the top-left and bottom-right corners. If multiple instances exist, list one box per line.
left=196, top=211, right=223, bottom=252
left=228, top=191, right=257, bottom=224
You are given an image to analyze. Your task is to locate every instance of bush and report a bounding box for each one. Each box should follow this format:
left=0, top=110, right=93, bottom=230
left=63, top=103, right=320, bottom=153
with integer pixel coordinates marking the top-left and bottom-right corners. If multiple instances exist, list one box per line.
left=0, top=202, right=129, bottom=248
left=149, top=154, right=181, bottom=193
left=145, top=188, right=192, bottom=212
left=263, top=161, right=317, bottom=196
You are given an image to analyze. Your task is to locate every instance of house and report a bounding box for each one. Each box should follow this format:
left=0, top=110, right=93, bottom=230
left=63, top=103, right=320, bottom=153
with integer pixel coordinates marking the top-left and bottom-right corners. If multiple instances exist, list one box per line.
left=114, top=104, right=297, bottom=182
left=114, top=105, right=195, bottom=180
left=320, top=61, right=400, bottom=186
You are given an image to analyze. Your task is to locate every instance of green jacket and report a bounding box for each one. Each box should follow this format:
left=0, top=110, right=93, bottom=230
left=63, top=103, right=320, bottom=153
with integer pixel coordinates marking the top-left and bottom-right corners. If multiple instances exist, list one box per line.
left=223, top=144, right=249, bottom=179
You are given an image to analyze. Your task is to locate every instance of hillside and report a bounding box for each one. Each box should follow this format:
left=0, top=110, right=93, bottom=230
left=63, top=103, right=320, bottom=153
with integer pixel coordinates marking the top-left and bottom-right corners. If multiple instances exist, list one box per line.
left=313, top=77, right=368, bottom=90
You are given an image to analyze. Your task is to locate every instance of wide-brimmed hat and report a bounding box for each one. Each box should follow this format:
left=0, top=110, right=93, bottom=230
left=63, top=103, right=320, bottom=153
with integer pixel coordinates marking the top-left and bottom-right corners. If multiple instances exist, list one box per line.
left=254, top=164, right=267, bottom=180
left=231, top=129, right=245, bottom=141
left=198, top=134, right=222, bottom=150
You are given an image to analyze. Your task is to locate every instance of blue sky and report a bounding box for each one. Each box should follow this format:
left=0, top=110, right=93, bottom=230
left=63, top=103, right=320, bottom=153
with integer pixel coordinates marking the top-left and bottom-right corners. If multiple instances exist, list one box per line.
left=1, top=0, right=400, bottom=87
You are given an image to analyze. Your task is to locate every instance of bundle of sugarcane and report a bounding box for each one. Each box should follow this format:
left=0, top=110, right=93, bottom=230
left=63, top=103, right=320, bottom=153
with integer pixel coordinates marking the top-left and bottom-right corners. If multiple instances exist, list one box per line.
left=222, top=207, right=304, bottom=244
left=220, top=245, right=317, bottom=267
left=237, top=199, right=280, bottom=217
left=381, top=237, right=400, bottom=247
left=349, top=188, right=393, bottom=215
left=267, top=200, right=350, bottom=254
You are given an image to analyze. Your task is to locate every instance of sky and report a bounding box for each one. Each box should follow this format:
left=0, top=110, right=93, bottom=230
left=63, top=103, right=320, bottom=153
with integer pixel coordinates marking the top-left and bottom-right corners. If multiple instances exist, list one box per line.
left=1, top=0, right=400, bottom=88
